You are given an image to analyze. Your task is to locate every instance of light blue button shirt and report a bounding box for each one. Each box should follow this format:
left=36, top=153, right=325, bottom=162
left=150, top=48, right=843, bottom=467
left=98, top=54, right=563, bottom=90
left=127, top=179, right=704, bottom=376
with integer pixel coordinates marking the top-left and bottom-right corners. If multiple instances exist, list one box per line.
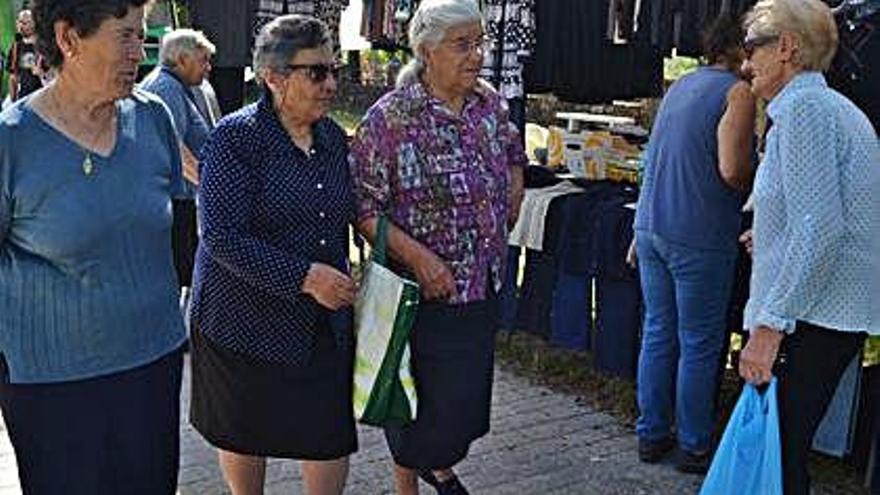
left=744, top=72, right=880, bottom=335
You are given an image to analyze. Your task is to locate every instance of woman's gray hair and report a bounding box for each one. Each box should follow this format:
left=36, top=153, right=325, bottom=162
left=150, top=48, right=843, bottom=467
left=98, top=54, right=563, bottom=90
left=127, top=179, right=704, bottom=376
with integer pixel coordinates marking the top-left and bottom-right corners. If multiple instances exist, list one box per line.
left=159, top=29, right=216, bottom=68
left=396, top=0, right=483, bottom=88
left=253, top=14, right=331, bottom=83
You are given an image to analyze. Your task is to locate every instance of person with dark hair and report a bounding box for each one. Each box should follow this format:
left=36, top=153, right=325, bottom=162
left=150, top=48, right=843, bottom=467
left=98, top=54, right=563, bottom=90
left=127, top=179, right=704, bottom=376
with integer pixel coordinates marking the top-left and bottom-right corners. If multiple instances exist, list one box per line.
left=189, top=14, right=356, bottom=495
left=6, top=9, right=42, bottom=101
left=629, top=12, right=757, bottom=474
left=0, top=1, right=187, bottom=494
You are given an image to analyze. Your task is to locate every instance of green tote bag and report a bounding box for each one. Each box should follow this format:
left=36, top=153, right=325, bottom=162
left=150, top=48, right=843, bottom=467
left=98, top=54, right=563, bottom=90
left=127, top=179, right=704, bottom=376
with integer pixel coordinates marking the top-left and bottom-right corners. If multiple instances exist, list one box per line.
left=353, top=217, right=420, bottom=426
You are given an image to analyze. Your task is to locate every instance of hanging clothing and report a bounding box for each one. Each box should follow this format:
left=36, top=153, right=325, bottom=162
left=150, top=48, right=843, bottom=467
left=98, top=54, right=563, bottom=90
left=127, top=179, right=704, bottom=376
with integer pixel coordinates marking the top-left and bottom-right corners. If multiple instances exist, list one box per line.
left=480, top=0, right=537, bottom=100
left=254, top=0, right=348, bottom=49
left=189, top=0, right=253, bottom=68
left=650, top=0, right=757, bottom=57
left=188, top=0, right=253, bottom=112
left=827, top=8, right=880, bottom=131
left=361, top=0, right=411, bottom=48
left=607, top=0, right=639, bottom=42
left=525, top=0, right=662, bottom=104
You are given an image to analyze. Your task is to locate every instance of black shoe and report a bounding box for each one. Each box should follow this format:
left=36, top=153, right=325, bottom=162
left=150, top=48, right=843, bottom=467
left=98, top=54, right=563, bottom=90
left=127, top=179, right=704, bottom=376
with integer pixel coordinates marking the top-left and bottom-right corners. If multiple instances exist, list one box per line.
left=417, top=469, right=470, bottom=495
left=638, top=437, right=676, bottom=463
left=675, top=449, right=711, bottom=474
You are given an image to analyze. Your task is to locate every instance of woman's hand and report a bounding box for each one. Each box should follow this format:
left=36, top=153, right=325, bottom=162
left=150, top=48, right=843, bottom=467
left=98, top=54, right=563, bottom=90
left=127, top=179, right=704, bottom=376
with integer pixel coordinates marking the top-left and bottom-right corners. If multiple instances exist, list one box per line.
left=738, top=325, right=784, bottom=385
left=739, top=229, right=754, bottom=256
left=302, top=263, right=357, bottom=310
left=181, top=143, right=200, bottom=185
left=410, top=247, right=456, bottom=301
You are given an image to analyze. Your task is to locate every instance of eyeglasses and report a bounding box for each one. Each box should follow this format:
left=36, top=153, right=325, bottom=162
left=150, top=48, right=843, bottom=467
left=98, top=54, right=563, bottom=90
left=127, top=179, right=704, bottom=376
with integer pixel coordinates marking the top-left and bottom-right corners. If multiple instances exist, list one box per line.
left=743, top=35, right=779, bottom=59
left=285, top=63, right=342, bottom=83
left=443, top=35, right=490, bottom=55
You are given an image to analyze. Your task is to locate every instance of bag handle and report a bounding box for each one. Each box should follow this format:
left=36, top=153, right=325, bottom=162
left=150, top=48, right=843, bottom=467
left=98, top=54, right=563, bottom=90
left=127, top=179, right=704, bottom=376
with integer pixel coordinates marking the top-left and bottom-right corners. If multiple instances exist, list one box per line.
left=373, top=216, right=389, bottom=266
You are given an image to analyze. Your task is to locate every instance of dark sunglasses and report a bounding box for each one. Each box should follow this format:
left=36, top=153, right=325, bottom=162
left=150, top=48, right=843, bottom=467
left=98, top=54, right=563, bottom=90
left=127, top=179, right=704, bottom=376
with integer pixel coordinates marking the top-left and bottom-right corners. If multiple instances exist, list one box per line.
left=285, top=63, right=342, bottom=83
left=743, top=35, right=779, bottom=58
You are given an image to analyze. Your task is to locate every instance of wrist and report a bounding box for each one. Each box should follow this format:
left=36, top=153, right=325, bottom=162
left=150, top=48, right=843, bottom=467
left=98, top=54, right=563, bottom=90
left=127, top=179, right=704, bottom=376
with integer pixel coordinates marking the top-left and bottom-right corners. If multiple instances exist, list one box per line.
left=394, top=234, right=425, bottom=269
left=754, top=325, right=785, bottom=342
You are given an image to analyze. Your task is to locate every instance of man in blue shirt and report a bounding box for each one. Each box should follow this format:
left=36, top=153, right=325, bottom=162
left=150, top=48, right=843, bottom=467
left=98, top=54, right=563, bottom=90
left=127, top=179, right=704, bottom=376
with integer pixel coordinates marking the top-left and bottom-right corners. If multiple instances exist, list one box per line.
left=140, top=28, right=215, bottom=183
left=140, top=28, right=216, bottom=322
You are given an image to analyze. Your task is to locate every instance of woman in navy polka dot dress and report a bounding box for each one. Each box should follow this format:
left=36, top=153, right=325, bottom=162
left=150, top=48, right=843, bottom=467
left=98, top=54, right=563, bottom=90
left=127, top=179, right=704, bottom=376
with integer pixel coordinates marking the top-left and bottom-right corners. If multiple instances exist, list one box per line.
left=188, top=15, right=356, bottom=495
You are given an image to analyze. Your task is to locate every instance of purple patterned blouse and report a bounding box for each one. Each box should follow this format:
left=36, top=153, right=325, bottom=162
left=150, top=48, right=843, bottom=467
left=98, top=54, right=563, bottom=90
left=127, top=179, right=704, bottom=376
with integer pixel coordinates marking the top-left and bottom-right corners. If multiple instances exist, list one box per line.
left=349, top=80, right=527, bottom=304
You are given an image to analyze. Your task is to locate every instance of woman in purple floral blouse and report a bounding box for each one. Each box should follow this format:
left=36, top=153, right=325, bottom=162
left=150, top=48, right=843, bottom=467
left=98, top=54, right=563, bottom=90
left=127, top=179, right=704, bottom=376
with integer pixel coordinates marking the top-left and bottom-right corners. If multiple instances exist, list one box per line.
left=349, top=1, right=526, bottom=493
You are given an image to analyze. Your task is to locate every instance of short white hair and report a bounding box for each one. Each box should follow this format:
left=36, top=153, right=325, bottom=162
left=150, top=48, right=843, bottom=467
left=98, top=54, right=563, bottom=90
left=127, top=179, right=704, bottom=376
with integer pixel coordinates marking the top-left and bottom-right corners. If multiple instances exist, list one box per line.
left=159, top=29, right=216, bottom=68
left=396, top=0, right=483, bottom=88
left=744, top=0, right=838, bottom=71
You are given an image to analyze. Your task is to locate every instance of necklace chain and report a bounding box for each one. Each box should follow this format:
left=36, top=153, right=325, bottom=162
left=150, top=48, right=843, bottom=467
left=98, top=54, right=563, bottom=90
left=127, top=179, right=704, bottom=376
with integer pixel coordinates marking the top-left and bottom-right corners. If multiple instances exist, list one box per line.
left=47, top=86, right=116, bottom=177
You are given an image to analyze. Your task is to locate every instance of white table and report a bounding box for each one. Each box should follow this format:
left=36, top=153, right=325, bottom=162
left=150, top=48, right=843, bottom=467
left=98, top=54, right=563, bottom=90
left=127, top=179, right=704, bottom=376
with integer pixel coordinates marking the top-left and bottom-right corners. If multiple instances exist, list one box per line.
left=556, top=111, right=636, bottom=133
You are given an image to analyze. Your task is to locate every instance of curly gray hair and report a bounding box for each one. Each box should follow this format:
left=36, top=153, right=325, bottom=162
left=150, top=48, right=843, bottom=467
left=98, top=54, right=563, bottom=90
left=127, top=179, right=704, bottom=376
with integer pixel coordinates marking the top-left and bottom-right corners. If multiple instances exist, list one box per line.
left=253, top=14, right=331, bottom=83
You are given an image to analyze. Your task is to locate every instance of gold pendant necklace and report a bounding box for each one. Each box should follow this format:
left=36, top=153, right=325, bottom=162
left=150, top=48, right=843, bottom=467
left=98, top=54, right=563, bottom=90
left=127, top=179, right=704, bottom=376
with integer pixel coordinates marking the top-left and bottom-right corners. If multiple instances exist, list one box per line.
left=82, top=152, right=95, bottom=176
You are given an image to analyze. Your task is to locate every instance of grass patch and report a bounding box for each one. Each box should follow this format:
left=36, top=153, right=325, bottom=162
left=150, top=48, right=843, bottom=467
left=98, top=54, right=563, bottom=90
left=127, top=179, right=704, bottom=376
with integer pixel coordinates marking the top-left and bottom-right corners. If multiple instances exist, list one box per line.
left=329, top=105, right=364, bottom=135
left=495, top=331, right=638, bottom=425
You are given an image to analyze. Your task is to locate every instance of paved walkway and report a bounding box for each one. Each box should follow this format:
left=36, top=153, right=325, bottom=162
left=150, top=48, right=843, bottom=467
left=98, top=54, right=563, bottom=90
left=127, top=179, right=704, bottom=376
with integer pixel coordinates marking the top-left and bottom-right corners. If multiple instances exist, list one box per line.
left=0, top=356, right=847, bottom=494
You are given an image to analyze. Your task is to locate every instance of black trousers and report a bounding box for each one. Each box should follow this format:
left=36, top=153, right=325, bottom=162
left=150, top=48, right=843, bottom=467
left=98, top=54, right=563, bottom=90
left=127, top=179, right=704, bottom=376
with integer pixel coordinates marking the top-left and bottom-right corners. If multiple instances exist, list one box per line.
left=776, top=321, right=866, bottom=495
left=0, top=349, right=183, bottom=495
left=171, top=198, right=198, bottom=288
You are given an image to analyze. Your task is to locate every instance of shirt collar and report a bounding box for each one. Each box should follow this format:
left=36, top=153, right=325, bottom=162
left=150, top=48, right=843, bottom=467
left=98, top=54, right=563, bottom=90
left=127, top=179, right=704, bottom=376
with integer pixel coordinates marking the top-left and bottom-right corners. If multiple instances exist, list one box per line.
left=767, top=71, right=828, bottom=120
left=158, top=66, right=197, bottom=102
left=407, top=79, right=490, bottom=122
left=255, top=91, right=331, bottom=155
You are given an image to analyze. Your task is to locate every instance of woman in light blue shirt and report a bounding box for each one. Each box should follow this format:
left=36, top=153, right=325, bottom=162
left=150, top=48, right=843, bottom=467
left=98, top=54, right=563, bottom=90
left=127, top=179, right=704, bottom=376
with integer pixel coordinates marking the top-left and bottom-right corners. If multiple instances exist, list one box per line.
left=738, top=1, right=880, bottom=494
left=0, top=1, right=186, bottom=493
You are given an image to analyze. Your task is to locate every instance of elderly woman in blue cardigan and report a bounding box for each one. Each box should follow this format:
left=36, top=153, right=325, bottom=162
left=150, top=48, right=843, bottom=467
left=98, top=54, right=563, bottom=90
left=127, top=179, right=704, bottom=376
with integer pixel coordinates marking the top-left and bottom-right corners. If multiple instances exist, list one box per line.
left=0, top=1, right=186, bottom=493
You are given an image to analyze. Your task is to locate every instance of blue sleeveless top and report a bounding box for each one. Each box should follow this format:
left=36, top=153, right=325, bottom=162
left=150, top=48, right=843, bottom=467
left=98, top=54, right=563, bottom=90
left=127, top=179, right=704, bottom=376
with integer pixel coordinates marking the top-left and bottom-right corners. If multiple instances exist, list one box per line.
left=635, top=66, right=751, bottom=252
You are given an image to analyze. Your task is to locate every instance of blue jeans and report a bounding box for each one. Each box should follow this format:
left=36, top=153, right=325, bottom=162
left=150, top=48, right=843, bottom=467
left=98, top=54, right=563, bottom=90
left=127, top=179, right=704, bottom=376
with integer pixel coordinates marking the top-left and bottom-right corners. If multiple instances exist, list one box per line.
left=635, top=231, right=737, bottom=453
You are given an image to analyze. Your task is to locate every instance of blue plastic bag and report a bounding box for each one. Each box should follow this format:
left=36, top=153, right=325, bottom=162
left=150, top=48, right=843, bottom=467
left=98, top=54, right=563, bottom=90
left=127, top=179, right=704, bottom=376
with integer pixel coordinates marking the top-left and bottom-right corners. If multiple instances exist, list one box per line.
left=699, top=378, right=783, bottom=495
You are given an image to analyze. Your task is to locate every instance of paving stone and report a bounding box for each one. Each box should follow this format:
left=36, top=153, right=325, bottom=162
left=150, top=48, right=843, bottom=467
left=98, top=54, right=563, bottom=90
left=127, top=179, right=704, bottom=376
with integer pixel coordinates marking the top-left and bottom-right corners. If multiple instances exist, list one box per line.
left=0, top=357, right=852, bottom=494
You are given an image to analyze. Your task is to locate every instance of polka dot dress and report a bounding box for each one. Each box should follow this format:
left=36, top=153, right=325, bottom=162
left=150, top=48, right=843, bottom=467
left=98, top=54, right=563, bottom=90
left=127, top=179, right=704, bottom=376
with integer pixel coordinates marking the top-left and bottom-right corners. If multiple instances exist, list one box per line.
left=191, top=94, right=355, bottom=366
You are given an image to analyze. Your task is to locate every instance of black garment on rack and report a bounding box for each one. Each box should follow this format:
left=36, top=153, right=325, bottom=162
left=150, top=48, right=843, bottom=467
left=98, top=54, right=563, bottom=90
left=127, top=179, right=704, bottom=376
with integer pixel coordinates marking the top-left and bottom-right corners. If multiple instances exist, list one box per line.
left=608, top=0, right=637, bottom=41
left=525, top=0, right=662, bottom=104
left=827, top=9, right=880, bottom=132
left=209, top=68, right=247, bottom=116
left=651, top=0, right=757, bottom=57
left=189, top=0, right=254, bottom=69
left=189, top=0, right=253, bottom=114
left=507, top=97, right=525, bottom=141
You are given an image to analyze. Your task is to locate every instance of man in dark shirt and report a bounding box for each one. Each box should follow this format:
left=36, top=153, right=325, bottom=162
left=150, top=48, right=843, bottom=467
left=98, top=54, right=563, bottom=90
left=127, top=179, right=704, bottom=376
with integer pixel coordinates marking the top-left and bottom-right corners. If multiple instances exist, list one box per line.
left=6, top=10, right=42, bottom=102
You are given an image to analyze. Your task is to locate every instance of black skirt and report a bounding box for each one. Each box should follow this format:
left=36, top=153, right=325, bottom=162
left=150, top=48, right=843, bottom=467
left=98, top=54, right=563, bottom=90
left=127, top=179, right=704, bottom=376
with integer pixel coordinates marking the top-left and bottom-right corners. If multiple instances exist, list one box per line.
left=384, top=295, right=499, bottom=469
left=190, top=327, right=357, bottom=460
